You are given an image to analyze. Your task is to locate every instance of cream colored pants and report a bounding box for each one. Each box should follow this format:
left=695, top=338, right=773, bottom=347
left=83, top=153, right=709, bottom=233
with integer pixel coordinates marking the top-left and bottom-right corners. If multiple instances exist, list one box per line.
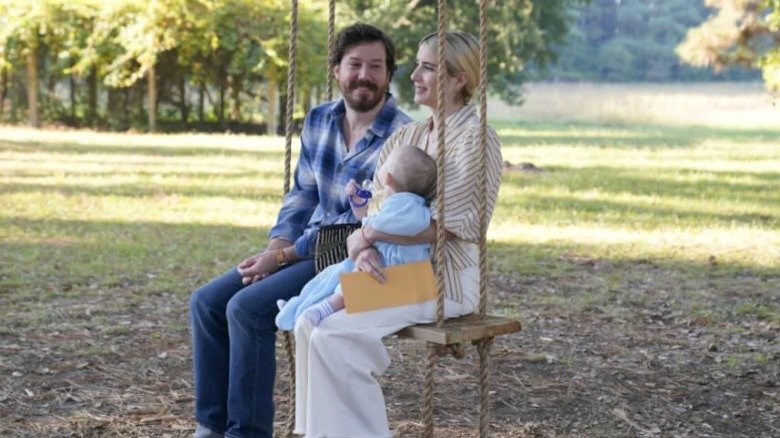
left=293, top=266, right=478, bottom=438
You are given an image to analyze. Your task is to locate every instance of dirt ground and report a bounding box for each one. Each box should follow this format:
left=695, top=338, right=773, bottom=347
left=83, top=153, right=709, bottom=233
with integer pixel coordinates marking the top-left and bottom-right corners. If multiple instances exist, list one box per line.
left=1, top=270, right=778, bottom=438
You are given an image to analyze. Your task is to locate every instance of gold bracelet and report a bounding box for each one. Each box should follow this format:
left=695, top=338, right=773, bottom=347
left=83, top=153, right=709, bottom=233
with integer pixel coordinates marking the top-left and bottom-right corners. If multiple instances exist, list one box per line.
left=275, top=248, right=288, bottom=267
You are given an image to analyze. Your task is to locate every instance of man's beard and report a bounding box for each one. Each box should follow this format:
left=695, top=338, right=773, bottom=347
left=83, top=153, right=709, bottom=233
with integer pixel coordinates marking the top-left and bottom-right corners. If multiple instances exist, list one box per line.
left=342, top=79, right=387, bottom=113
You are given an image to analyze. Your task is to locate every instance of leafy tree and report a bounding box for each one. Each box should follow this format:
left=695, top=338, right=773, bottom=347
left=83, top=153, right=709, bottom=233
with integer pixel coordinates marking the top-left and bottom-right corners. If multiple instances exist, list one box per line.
left=678, top=0, right=780, bottom=91
left=544, top=0, right=761, bottom=82
left=0, top=0, right=99, bottom=126
left=338, top=0, right=588, bottom=105
left=0, top=0, right=587, bottom=129
left=597, top=38, right=635, bottom=80
left=69, top=0, right=325, bottom=130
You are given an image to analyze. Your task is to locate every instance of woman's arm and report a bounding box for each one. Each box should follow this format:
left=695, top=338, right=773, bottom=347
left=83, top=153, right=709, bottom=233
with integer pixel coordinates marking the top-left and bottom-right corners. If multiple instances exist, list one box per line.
left=346, top=221, right=454, bottom=261
left=362, top=220, right=456, bottom=245
left=353, top=247, right=386, bottom=283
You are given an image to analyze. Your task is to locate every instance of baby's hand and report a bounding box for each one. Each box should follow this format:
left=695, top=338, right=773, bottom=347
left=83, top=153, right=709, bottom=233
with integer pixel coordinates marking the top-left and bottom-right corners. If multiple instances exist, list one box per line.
left=347, top=178, right=371, bottom=215
left=345, top=179, right=359, bottom=197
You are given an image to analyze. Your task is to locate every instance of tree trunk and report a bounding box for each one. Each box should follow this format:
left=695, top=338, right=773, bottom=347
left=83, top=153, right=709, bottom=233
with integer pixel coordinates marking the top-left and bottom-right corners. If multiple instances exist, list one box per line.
left=26, top=52, right=40, bottom=128
left=218, top=78, right=225, bottom=126
left=198, top=83, right=205, bottom=122
left=302, top=87, right=311, bottom=116
left=179, top=73, right=188, bottom=124
left=267, top=79, right=278, bottom=135
left=229, top=75, right=241, bottom=122
left=148, top=64, right=156, bottom=132
left=279, top=92, right=287, bottom=134
left=11, top=77, right=21, bottom=122
left=0, top=67, right=8, bottom=118
left=124, top=87, right=131, bottom=127
left=87, top=67, right=98, bottom=126
left=69, top=73, right=77, bottom=119
left=46, top=66, right=57, bottom=119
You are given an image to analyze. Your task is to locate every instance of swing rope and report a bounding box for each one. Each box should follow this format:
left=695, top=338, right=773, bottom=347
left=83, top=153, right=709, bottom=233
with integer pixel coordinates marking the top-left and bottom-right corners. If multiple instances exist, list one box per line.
left=326, top=0, right=336, bottom=101
left=434, top=0, right=448, bottom=330
left=421, top=0, right=493, bottom=435
left=422, top=0, right=448, bottom=435
left=477, top=0, right=493, bottom=435
left=284, top=0, right=298, bottom=196
left=281, top=1, right=298, bottom=436
left=282, top=1, right=338, bottom=435
left=478, top=0, right=489, bottom=320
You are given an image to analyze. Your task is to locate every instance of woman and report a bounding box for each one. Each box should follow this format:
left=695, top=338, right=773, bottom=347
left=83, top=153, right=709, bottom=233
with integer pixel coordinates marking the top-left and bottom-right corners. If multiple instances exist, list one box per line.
left=294, top=30, right=502, bottom=438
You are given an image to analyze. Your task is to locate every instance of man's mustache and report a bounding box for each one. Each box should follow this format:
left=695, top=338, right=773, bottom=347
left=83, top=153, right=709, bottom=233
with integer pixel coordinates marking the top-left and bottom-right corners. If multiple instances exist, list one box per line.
left=349, top=80, right=378, bottom=92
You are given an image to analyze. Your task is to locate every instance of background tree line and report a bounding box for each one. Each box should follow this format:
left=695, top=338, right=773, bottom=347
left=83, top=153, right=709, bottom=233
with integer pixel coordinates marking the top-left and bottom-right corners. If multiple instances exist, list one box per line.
left=0, top=0, right=777, bottom=132
left=539, top=0, right=764, bottom=82
left=0, top=0, right=328, bottom=132
left=0, top=0, right=589, bottom=131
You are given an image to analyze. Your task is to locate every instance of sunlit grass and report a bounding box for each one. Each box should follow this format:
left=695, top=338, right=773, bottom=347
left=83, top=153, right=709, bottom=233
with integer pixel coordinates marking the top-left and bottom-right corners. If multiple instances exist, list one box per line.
left=1, top=115, right=778, bottom=326
left=2, top=124, right=778, bottom=263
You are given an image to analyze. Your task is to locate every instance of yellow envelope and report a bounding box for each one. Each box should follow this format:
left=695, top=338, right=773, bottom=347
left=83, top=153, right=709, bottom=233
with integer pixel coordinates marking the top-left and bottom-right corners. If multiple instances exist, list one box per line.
left=340, top=260, right=437, bottom=313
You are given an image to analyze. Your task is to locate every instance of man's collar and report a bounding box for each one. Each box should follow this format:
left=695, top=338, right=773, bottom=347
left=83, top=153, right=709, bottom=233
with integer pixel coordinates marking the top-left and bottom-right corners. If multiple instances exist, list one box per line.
left=368, top=93, right=399, bottom=138
left=330, top=99, right=347, bottom=119
left=329, top=93, right=399, bottom=138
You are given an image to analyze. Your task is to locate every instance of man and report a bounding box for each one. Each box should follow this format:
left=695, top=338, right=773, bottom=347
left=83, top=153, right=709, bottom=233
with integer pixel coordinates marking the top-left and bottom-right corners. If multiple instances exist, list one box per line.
left=189, top=23, right=412, bottom=438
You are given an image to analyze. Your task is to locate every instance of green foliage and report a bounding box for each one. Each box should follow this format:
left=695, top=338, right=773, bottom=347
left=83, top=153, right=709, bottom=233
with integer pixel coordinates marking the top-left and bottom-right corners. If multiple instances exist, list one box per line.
left=545, top=0, right=761, bottom=82
left=677, top=0, right=780, bottom=91
left=0, top=0, right=581, bottom=128
left=338, top=0, right=585, bottom=105
left=0, top=0, right=100, bottom=121
left=0, top=0, right=329, bottom=129
left=758, top=0, right=780, bottom=89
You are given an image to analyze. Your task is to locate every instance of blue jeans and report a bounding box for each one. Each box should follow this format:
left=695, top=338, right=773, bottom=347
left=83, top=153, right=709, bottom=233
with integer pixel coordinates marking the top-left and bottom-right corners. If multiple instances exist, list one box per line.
left=190, top=260, right=316, bottom=438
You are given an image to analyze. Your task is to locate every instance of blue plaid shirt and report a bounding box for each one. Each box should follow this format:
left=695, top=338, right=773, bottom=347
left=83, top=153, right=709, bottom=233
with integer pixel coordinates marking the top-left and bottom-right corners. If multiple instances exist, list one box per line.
left=269, top=94, right=412, bottom=259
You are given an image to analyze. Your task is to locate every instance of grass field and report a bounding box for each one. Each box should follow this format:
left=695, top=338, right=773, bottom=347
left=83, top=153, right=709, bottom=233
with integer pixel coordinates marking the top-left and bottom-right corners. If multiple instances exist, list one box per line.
left=1, top=83, right=779, bottom=437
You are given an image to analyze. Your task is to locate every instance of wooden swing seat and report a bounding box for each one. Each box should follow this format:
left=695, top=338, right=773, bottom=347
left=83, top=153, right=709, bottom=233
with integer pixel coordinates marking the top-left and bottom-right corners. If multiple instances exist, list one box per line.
left=397, top=313, right=521, bottom=346
left=316, top=223, right=522, bottom=348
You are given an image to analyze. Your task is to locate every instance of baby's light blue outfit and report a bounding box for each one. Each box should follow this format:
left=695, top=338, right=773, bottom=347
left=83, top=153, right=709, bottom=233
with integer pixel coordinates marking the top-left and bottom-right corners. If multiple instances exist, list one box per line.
left=275, top=192, right=431, bottom=330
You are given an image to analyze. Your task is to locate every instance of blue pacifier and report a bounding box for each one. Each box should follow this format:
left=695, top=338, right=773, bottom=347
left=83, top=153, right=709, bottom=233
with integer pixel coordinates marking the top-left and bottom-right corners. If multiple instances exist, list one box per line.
left=349, top=179, right=373, bottom=207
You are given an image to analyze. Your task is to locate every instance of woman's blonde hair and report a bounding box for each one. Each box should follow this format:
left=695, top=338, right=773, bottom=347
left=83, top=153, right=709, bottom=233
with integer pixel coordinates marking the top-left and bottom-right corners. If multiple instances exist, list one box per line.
left=419, top=30, right=480, bottom=104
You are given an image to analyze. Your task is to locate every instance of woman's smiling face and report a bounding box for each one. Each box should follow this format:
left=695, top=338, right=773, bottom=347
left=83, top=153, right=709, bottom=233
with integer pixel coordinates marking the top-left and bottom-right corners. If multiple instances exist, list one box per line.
left=410, top=43, right=439, bottom=108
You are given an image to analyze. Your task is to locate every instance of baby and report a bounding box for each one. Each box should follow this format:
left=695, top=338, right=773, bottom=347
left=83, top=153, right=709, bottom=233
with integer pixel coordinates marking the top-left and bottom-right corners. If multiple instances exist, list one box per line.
left=275, top=145, right=436, bottom=329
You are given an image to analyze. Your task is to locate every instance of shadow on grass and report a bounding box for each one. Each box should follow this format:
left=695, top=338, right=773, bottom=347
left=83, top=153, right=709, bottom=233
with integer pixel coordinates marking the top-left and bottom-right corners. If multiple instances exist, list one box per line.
left=504, top=193, right=777, bottom=228
left=3, top=216, right=777, bottom=296
left=0, top=180, right=287, bottom=200
left=486, top=239, right=780, bottom=325
left=0, top=139, right=287, bottom=160
left=1, top=217, right=271, bottom=298
left=488, top=239, right=780, bottom=279
left=502, top=166, right=780, bottom=218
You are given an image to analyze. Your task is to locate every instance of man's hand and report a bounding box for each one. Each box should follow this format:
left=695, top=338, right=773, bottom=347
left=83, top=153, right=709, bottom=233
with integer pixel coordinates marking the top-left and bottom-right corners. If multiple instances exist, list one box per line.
left=354, top=247, right=385, bottom=283
left=237, top=251, right=277, bottom=285
left=345, top=178, right=360, bottom=197
left=347, top=226, right=373, bottom=260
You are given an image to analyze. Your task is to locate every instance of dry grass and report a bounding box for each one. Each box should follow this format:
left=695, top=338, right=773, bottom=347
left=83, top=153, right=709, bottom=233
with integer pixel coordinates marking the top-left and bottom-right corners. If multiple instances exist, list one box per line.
left=485, top=82, right=780, bottom=127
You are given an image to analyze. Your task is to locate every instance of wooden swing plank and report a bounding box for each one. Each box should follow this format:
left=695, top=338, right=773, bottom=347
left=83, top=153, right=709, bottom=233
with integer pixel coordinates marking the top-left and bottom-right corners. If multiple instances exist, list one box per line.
left=396, top=313, right=521, bottom=345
